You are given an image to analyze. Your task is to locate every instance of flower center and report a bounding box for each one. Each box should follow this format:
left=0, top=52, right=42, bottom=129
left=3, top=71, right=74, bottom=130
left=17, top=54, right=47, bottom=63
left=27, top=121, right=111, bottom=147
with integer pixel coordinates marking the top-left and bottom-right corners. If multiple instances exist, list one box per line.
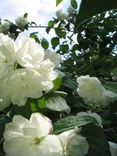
left=14, top=61, right=23, bottom=70
left=33, top=137, right=45, bottom=145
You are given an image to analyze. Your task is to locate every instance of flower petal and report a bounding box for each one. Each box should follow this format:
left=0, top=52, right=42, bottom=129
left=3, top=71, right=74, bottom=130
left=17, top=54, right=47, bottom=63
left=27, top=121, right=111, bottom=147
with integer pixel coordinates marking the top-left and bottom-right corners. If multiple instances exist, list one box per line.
left=30, top=113, right=52, bottom=137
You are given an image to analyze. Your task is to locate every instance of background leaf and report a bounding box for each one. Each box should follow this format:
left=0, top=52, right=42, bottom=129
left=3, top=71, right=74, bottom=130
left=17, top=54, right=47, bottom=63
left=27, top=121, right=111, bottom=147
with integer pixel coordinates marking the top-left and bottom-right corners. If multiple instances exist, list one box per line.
left=41, top=38, right=49, bottom=49
left=53, top=115, right=99, bottom=134
left=46, top=95, right=70, bottom=113
left=71, top=0, right=78, bottom=9
left=51, top=37, right=60, bottom=49
left=0, top=115, right=9, bottom=139
left=80, top=124, right=111, bottom=156
left=75, top=0, right=117, bottom=28
left=103, top=81, right=117, bottom=93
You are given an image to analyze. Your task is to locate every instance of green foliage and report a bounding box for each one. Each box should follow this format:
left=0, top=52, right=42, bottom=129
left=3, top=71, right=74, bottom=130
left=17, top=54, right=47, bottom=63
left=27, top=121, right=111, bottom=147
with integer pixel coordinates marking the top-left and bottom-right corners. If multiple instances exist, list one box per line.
left=103, top=82, right=117, bottom=93
left=80, top=124, right=111, bottom=156
left=62, top=73, right=77, bottom=90
left=75, top=0, right=117, bottom=28
left=0, top=1, right=117, bottom=155
left=10, top=102, right=33, bottom=119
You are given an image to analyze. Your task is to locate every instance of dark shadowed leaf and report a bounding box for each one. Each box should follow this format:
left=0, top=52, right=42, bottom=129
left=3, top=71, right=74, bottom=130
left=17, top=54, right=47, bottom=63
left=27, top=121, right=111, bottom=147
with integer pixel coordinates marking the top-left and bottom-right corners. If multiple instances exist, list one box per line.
left=103, top=81, right=117, bottom=93
left=75, top=0, right=117, bottom=29
left=0, top=115, right=10, bottom=138
left=71, top=0, right=78, bottom=9
left=80, top=124, right=111, bottom=156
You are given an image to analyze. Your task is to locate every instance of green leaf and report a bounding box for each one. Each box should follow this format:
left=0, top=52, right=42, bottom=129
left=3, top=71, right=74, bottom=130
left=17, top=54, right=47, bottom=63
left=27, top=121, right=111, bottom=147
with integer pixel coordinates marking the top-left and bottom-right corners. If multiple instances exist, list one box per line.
left=46, top=95, right=70, bottom=113
left=38, top=98, right=46, bottom=108
left=71, top=0, right=77, bottom=9
left=53, top=115, right=99, bottom=134
left=52, top=77, right=62, bottom=91
left=24, top=13, right=28, bottom=18
left=10, top=102, right=32, bottom=119
left=56, top=0, right=63, bottom=6
left=110, top=102, right=117, bottom=123
left=0, top=152, right=5, bottom=156
left=80, top=124, right=111, bottom=156
left=0, top=115, right=10, bottom=138
left=41, top=38, right=49, bottom=49
left=51, top=37, right=60, bottom=49
left=62, top=75, right=77, bottom=90
left=72, top=44, right=79, bottom=51
left=55, top=28, right=66, bottom=38
left=75, top=0, right=117, bottom=28
left=30, top=32, right=40, bottom=43
left=48, top=20, right=55, bottom=27
left=103, top=81, right=117, bottom=93
left=60, top=44, right=69, bottom=53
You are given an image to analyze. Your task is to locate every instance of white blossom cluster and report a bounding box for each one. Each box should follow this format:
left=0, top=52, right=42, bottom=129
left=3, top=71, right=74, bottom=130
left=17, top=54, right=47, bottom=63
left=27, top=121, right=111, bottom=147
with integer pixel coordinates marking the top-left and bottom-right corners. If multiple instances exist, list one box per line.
left=77, top=75, right=117, bottom=107
left=0, top=33, right=60, bottom=110
left=0, top=15, right=28, bottom=35
left=0, top=21, right=11, bottom=34
left=3, top=112, right=89, bottom=156
left=15, top=15, right=28, bottom=30
left=111, top=72, right=117, bottom=81
left=56, top=6, right=75, bottom=20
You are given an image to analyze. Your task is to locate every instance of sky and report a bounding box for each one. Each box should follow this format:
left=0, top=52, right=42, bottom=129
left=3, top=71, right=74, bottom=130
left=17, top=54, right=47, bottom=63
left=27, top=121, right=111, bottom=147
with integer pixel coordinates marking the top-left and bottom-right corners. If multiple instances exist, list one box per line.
left=0, top=0, right=81, bottom=39
left=0, top=0, right=74, bottom=24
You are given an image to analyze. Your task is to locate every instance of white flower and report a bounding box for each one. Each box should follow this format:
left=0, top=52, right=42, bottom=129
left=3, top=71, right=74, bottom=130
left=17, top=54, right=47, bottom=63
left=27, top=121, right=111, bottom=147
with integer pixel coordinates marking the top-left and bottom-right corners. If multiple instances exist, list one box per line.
left=0, top=21, right=11, bottom=33
left=44, top=50, right=62, bottom=68
left=77, top=112, right=103, bottom=127
left=111, top=72, right=117, bottom=81
left=16, top=36, right=44, bottom=69
left=36, top=59, right=58, bottom=91
left=77, top=75, right=117, bottom=107
left=109, top=142, right=117, bottom=156
left=59, top=129, right=89, bottom=156
left=67, top=6, right=75, bottom=16
left=15, top=15, right=28, bottom=30
left=112, top=76, right=117, bottom=81
left=56, top=10, right=68, bottom=20
left=0, top=33, right=59, bottom=109
left=7, top=68, right=47, bottom=106
left=0, top=33, right=16, bottom=79
left=3, top=113, right=63, bottom=156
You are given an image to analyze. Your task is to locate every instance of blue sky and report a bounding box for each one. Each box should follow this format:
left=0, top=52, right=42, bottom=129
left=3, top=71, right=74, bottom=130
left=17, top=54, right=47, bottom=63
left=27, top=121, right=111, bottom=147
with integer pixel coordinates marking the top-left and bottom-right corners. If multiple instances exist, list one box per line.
left=0, top=0, right=81, bottom=39
left=0, top=0, right=81, bottom=24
